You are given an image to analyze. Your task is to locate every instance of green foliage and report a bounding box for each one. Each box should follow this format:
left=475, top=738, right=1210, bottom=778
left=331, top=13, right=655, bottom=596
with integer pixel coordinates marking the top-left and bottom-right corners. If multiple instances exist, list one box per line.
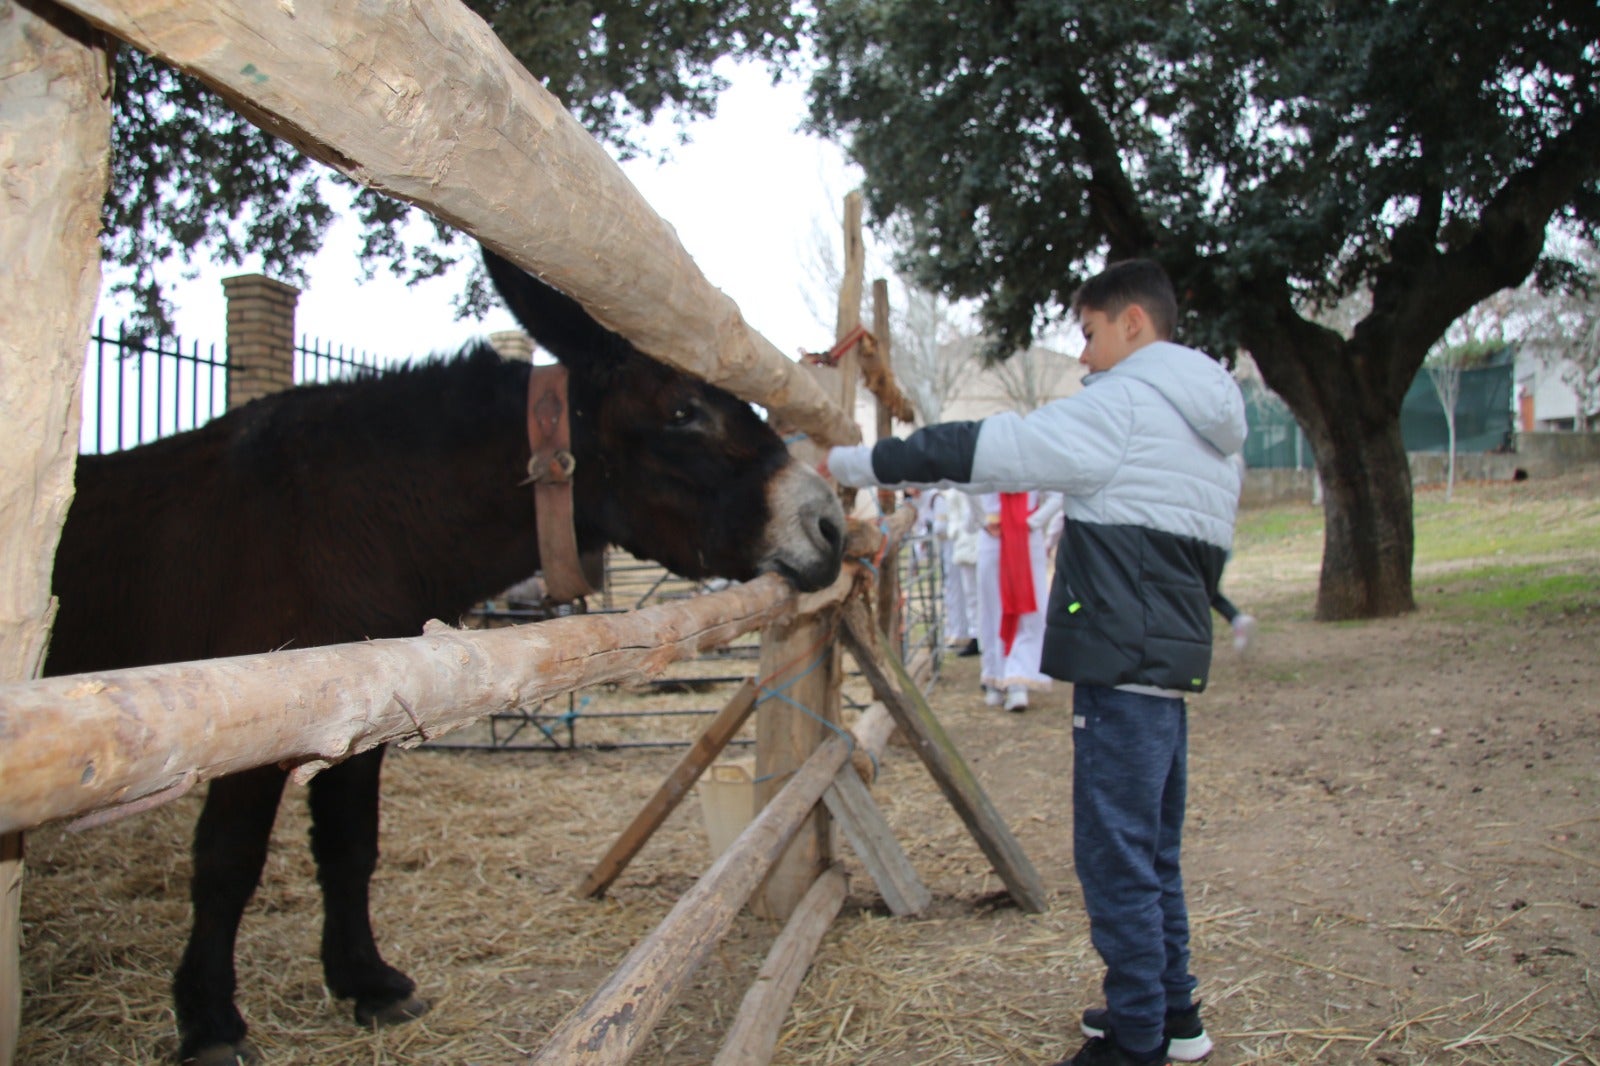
left=806, top=1, right=1600, bottom=358
left=104, top=2, right=807, bottom=335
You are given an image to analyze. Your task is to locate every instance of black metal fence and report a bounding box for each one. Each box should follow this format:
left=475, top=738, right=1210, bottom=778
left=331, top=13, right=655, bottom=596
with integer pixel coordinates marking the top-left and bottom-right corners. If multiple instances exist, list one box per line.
left=80, top=321, right=229, bottom=455
left=294, top=335, right=386, bottom=385
left=80, top=325, right=388, bottom=454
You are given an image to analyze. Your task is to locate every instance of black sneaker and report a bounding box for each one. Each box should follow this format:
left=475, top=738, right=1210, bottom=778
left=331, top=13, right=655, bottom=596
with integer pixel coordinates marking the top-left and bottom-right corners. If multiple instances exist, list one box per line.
left=1080, top=1004, right=1211, bottom=1062
left=958, top=638, right=981, bottom=656
left=1049, top=1035, right=1170, bottom=1066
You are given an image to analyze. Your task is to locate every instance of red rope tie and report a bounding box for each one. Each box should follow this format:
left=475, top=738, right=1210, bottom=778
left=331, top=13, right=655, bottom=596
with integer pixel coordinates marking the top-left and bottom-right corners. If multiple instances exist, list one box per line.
left=802, top=324, right=871, bottom=367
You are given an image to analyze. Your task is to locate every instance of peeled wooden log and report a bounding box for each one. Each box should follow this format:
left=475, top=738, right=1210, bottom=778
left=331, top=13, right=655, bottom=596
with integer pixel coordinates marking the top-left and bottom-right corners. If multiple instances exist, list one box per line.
left=53, top=0, right=859, bottom=446
left=529, top=703, right=891, bottom=1066
left=0, top=568, right=868, bottom=837
left=712, top=865, right=849, bottom=1066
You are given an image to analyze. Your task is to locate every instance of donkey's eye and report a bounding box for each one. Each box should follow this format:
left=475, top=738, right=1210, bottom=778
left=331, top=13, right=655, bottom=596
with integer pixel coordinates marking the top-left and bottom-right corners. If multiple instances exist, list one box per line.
left=667, top=402, right=701, bottom=429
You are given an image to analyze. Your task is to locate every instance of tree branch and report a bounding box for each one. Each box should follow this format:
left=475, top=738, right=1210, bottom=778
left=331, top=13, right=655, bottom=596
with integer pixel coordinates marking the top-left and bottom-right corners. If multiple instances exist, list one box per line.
left=1053, top=80, right=1157, bottom=259
left=1360, top=104, right=1600, bottom=398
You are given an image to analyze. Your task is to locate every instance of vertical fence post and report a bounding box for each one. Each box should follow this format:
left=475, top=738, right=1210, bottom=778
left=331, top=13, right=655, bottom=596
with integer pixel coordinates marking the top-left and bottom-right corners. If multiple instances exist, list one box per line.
left=223, top=274, right=300, bottom=410
left=0, top=5, right=112, bottom=1062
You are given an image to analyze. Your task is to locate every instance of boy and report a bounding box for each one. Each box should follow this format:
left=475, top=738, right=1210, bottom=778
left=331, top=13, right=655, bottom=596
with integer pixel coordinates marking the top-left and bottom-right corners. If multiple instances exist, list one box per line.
left=823, top=259, right=1245, bottom=1066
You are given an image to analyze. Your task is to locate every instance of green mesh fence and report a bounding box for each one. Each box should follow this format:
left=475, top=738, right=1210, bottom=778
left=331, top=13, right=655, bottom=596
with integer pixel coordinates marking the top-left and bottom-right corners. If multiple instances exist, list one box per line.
left=1400, top=353, right=1516, bottom=453
left=1242, top=352, right=1515, bottom=468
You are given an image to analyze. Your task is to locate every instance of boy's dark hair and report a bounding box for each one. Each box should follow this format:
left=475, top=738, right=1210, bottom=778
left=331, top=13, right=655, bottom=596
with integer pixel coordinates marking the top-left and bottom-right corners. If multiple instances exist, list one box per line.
left=1071, top=259, right=1178, bottom=339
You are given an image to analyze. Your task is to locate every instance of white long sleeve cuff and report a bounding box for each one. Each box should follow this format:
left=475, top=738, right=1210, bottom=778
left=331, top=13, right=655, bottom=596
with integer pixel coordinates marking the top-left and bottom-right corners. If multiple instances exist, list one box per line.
left=828, top=444, right=879, bottom=488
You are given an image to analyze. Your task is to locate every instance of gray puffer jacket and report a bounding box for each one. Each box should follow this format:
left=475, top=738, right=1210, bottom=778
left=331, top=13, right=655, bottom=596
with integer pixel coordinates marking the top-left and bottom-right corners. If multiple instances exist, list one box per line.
left=829, top=341, right=1247, bottom=692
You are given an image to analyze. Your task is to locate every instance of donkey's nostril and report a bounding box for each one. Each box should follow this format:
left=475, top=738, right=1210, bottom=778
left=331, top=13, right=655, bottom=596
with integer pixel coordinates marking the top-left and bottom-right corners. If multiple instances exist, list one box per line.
left=816, top=513, right=844, bottom=558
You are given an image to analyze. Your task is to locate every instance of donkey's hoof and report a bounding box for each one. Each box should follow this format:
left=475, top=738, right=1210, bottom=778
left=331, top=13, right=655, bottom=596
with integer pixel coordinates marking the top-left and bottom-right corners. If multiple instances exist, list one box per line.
left=183, top=1039, right=261, bottom=1066
left=355, top=993, right=431, bottom=1029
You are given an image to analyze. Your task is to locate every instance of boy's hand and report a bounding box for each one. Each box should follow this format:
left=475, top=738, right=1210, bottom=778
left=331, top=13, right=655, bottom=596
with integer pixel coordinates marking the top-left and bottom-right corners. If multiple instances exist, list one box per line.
left=816, top=455, right=832, bottom=481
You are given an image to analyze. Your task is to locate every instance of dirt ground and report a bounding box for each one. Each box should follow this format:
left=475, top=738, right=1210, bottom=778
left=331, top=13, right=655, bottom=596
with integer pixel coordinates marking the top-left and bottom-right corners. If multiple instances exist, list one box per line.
left=15, top=470, right=1600, bottom=1064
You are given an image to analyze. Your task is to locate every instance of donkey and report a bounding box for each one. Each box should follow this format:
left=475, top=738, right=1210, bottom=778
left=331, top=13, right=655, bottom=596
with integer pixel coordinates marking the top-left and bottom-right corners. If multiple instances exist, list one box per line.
left=44, top=248, right=846, bottom=1065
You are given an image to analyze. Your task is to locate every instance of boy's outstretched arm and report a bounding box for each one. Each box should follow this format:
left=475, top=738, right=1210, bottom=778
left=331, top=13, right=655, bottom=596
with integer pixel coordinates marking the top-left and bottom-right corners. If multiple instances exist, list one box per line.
left=826, top=422, right=984, bottom=489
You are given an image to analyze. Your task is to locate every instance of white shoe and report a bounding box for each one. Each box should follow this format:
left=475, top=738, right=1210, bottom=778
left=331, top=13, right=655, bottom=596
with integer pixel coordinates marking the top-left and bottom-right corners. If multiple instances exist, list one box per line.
left=1004, top=686, right=1028, bottom=712
left=1231, top=613, right=1257, bottom=652
left=983, top=686, right=1004, bottom=708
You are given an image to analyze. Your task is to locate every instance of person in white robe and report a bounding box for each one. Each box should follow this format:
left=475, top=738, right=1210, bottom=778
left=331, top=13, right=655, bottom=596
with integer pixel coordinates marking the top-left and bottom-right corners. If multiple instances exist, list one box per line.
left=934, top=488, right=980, bottom=653
left=974, top=489, right=1062, bottom=710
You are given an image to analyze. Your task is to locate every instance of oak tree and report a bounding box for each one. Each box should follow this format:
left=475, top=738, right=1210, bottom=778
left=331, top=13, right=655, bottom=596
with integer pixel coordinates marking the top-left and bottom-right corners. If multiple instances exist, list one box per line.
left=807, top=0, right=1600, bottom=619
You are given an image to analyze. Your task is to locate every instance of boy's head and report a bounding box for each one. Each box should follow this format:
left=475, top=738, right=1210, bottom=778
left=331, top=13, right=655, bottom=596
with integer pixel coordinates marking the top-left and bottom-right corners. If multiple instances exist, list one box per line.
left=1071, top=259, right=1178, bottom=373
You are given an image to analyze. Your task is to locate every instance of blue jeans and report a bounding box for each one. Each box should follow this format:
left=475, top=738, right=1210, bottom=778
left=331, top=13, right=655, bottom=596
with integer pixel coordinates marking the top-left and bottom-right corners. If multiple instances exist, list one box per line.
left=1072, top=683, right=1197, bottom=1054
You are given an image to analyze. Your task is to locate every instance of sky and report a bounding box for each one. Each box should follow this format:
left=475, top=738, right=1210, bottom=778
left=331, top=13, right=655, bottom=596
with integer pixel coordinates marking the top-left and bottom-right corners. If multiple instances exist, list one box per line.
left=94, top=63, right=872, bottom=367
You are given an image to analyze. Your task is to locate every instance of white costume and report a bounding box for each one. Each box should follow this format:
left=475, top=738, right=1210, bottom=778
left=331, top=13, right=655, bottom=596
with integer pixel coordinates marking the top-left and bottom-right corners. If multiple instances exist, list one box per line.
left=975, top=490, right=1060, bottom=706
left=934, top=489, right=980, bottom=645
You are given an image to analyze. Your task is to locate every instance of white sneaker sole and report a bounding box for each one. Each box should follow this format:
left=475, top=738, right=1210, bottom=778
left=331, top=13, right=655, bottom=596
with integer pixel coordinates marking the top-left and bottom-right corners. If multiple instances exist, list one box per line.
left=1079, top=1021, right=1213, bottom=1062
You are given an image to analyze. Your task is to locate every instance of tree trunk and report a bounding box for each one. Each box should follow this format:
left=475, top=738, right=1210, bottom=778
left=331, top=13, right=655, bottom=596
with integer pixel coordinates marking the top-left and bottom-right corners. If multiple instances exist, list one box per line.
left=1247, top=313, right=1419, bottom=621
left=1305, top=412, right=1416, bottom=620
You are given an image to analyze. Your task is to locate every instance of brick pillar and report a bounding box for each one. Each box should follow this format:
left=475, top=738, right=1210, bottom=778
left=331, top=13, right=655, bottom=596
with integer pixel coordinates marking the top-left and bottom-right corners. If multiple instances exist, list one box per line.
left=489, top=329, right=534, bottom=361
left=224, top=274, right=300, bottom=410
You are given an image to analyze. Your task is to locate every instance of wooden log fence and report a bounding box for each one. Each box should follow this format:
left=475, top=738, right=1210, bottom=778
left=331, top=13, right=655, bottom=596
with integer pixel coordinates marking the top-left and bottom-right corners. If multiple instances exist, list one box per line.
left=0, top=2, right=1049, bottom=1062
left=0, top=571, right=850, bottom=837
left=534, top=507, right=1054, bottom=1065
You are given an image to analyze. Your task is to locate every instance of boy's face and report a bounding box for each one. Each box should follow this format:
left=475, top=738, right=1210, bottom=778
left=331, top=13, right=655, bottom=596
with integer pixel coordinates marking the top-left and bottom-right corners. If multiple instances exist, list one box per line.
left=1077, top=305, right=1146, bottom=373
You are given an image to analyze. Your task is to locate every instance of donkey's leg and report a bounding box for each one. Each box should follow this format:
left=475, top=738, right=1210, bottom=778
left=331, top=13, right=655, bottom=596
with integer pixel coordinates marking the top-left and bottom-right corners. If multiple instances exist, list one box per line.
left=308, top=745, right=428, bottom=1027
left=173, top=765, right=288, bottom=1065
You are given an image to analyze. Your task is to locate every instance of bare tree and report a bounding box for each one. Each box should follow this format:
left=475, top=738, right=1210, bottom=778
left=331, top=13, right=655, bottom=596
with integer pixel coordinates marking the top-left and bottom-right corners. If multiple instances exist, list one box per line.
left=801, top=207, right=984, bottom=424
left=894, top=286, right=983, bottom=423
left=1425, top=348, right=1467, bottom=501
left=1457, top=234, right=1600, bottom=433
left=987, top=341, right=1077, bottom=414
left=1562, top=314, right=1600, bottom=432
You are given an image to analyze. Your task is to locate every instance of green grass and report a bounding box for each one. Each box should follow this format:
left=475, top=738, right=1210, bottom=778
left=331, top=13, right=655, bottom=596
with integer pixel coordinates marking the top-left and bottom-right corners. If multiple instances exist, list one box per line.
left=1411, top=494, right=1600, bottom=565
left=1233, top=503, right=1324, bottom=551
left=1414, top=564, right=1600, bottom=622
left=1229, top=473, right=1600, bottom=620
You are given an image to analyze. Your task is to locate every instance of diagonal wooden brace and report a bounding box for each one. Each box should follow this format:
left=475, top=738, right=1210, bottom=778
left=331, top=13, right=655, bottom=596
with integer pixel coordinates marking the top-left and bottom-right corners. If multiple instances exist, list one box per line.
left=838, top=599, right=1048, bottom=913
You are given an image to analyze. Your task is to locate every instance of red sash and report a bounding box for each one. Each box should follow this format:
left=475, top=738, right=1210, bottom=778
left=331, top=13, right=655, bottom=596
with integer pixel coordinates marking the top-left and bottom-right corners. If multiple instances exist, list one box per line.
left=998, top=492, right=1036, bottom=654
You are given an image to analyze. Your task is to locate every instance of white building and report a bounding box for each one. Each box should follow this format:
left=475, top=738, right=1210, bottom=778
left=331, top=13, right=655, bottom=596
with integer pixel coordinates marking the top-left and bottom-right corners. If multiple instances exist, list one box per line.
left=1516, top=349, right=1597, bottom=431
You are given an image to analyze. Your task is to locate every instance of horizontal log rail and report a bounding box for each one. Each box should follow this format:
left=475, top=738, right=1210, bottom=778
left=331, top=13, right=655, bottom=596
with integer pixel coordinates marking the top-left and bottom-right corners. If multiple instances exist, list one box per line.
left=0, top=512, right=914, bottom=838
left=0, top=570, right=863, bottom=837
left=52, top=0, right=859, bottom=447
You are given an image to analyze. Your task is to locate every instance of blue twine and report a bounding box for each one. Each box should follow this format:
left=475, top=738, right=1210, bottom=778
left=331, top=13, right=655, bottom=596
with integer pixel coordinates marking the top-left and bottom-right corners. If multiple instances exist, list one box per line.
left=754, top=645, right=880, bottom=782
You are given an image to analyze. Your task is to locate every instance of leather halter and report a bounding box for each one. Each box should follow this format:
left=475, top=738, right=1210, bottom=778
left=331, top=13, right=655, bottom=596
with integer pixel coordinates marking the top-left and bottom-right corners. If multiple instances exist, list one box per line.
left=524, top=363, right=594, bottom=603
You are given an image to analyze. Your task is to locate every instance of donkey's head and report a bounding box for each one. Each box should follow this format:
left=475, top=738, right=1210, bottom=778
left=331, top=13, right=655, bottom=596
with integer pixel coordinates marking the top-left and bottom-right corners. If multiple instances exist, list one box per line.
left=485, top=249, right=845, bottom=592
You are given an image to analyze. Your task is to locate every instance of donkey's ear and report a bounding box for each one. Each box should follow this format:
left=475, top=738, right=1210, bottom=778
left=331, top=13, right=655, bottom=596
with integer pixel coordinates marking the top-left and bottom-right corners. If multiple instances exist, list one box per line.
left=482, top=246, right=633, bottom=377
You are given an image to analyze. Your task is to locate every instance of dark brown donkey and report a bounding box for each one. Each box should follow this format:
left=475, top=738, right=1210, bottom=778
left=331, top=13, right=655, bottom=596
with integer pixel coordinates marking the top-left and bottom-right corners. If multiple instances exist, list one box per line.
left=44, top=248, right=846, bottom=1065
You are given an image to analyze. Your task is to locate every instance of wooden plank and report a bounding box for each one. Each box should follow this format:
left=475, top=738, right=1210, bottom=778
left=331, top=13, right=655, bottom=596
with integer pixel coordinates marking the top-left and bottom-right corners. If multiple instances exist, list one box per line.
left=834, top=191, right=865, bottom=426
left=52, top=0, right=859, bottom=447
left=754, top=611, right=839, bottom=919
left=0, top=832, right=19, bottom=1066
left=712, top=865, right=849, bottom=1066
left=838, top=600, right=1048, bottom=913
left=0, top=567, right=868, bottom=836
left=0, top=5, right=112, bottom=1061
left=871, top=279, right=903, bottom=648
left=863, top=276, right=915, bottom=423
left=530, top=704, right=890, bottom=1065
left=824, top=765, right=930, bottom=917
left=576, top=680, right=759, bottom=899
